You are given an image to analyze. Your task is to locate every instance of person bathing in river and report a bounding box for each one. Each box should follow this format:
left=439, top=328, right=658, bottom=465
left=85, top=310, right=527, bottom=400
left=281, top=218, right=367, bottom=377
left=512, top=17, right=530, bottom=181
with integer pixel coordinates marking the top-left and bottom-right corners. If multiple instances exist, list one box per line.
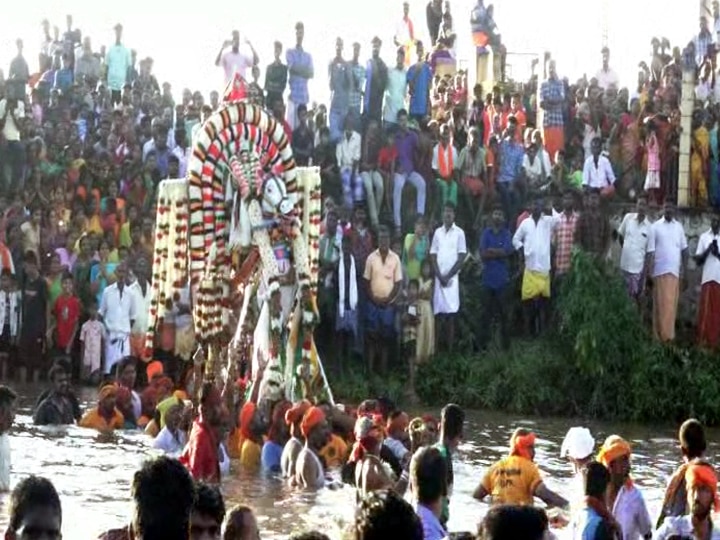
left=354, top=416, right=409, bottom=499
left=281, top=400, right=311, bottom=479
left=654, top=461, right=720, bottom=540
left=223, top=505, right=260, bottom=540
left=410, top=446, right=449, bottom=540
left=473, top=427, right=569, bottom=509
left=294, top=406, right=332, bottom=489
left=115, top=356, right=141, bottom=425
left=656, top=418, right=707, bottom=527
left=435, top=403, right=465, bottom=528
left=571, top=461, right=621, bottom=540
left=79, top=384, right=124, bottom=432
left=33, top=363, right=77, bottom=425
left=180, top=382, right=224, bottom=484
left=0, top=385, right=17, bottom=492
left=153, top=403, right=187, bottom=456
left=262, top=400, right=292, bottom=473
left=238, top=401, right=265, bottom=471
left=384, top=410, right=411, bottom=465
left=596, top=435, right=652, bottom=540
left=561, top=426, right=596, bottom=509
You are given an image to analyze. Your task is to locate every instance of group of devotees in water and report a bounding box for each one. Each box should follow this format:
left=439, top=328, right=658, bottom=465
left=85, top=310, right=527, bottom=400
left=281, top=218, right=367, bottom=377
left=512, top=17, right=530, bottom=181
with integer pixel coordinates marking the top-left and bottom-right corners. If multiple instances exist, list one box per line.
left=0, top=356, right=719, bottom=540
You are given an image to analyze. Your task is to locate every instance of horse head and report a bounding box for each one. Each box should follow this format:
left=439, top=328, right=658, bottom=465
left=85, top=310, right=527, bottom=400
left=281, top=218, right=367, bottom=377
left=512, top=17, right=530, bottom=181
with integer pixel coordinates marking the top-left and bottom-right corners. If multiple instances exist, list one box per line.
left=260, top=173, right=294, bottom=217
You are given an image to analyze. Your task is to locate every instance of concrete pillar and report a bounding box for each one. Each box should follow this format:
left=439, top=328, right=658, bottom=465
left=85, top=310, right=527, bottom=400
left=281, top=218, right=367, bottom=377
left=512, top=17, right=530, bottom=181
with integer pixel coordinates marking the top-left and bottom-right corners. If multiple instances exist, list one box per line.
left=678, top=68, right=694, bottom=207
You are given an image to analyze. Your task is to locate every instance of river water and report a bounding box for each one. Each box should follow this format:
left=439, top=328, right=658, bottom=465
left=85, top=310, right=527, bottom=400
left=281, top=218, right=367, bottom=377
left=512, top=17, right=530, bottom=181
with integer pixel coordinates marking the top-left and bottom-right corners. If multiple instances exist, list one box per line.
left=0, top=385, right=713, bottom=538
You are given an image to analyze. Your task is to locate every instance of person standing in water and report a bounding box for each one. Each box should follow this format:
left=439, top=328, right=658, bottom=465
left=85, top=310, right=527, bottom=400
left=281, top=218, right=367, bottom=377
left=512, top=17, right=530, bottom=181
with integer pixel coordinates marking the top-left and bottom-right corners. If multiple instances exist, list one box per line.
left=656, top=418, right=707, bottom=526
left=596, top=435, right=652, bottom=540
left=295, top=406, right=332, bottom=489
left=5, top=475, right=62, bottom=540
left=435, top=403, right=465, bottom=528
left=654, top=461, right=720, bottom=540
left=474, top=427, right=569, bottom=508
left=0, top=385, right=17, bottom=492
left=561, top=427, right=596, bottom=508
left=571, top=461, right=621, bottom=540
left=281, top=400, right=311, bottom=479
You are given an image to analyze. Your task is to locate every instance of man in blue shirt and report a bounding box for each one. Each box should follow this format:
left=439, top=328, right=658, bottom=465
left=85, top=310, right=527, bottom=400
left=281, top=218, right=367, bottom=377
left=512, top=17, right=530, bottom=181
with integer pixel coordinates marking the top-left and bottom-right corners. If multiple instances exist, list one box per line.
left=406, top=41, right=432, bottom=121
left=478, top=205, right=513, bottom=350
left=410, top=446, right=447, bottom=540
left=496, top=116, right=524, bottom=225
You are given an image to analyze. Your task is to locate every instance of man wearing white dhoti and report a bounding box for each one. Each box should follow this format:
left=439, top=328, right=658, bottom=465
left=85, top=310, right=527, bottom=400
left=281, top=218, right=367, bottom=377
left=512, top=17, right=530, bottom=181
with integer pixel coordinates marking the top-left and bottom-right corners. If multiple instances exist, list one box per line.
left=99, top=261, right=136, bottom=375
left=430, top=202, right=467, bottom=353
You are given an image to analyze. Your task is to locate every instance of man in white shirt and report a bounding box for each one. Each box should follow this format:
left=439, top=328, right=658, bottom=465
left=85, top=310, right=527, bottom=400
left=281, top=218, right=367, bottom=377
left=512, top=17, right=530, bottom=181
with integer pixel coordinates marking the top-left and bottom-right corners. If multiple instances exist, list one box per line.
left=695, top=212, right=720, bottom=349
left=99, top=261, right=137, bottom=374
left=0, top=97, right=26, bottom=191
left=594, top=47, right=619, bottom=90
left=646, top=201, right=688, bottom=342
left=129, top=257, right=152, bottom=360
left=617, top=195, right=653, bottom=304
left=336, top=116, right=363, bottom=208
left=512, top=198, right=559, bottom=335
left=383, top=47, right=408, bottom=128
left=430, top=203, right=467, bottom=353
left=215, top=30, right=258, bottom=86
left=582, top=137, right=616, bottom=193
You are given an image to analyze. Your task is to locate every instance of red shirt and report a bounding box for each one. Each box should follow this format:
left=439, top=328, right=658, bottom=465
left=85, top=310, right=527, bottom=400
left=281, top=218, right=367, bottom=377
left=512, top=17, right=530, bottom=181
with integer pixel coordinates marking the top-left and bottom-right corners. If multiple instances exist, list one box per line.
left=54, top=294, right=81, bottom=349
left=179, top=417, right=220, bottom=483
left=377, top=146, right=398, bottom=172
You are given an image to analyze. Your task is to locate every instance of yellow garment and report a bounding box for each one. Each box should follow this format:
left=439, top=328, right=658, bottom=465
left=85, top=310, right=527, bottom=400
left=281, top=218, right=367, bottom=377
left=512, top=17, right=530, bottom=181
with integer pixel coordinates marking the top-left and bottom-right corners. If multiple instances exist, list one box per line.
left=691, top=126, right=709, bottom=207
left=320, top=434, right=349, bottom=469
left=597, top=435, right=632, bottom=467
left=119, top=222, right=132, bottom=248
left=227, top=428, right=242, bottom=459
left=79, top=408, right=124, bottom=432
left=521, top=270, right=550, bottom=301
left=86, top=215, right=104, bottom=235
left=481, top=455, right=542, bottom=506
left=240, top=439, right=262, bottom=470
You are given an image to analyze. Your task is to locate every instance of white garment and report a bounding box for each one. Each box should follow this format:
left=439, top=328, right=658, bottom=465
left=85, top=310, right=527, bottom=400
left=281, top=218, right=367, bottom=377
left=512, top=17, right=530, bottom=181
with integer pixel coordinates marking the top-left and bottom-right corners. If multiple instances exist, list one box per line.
left=104, top=331, right=130, bottom=374
left=296, top=447, right=325, bottom=489
left=131, top=390, right=141, bottom=422
left=560, top=427, right=595, bottom=460
left=647, top=219, right=688, bottom=278
left=219, top=443, right=230, bottom=476
left=0, top=99, right=25, bottom=141
left=654, top=515, right=720, bottom=540
left=172, top=145, right=188, bottom=178
left=696, top=229, right=720, bottom=285
left=0, top=290, right=20, bottom=336
left=522, top=153, right=549, bottom=185
left=100, top=283, right=137, bottom=335
left=430, top=223, right=467, bottom=315
left=432, top=143, right=459, bottom=173
left=395, top=17, right=413, bottom=45
left=618, top=213, right=653, bottom=274
left=153, top=426, right=187, bottom=456
left=384, top=437, right=409, bottom=462
left=0, top=433, right=9, bottom=492
left=338, top=254, right=358, bottom=318
left=221, top=50, right=253, bottom=84
left=582, top=155, right=616, bottom=189
left=129, top=280, right=152, bottom=336
left=611, top=483, right=652, bottom=540
left=595, top=68, right=620, bottom=89
left=336, top=131, right=362, bottom=168
left=512, top=215, right=560, bottom=275
left=384, top=67, right=407, bottom=124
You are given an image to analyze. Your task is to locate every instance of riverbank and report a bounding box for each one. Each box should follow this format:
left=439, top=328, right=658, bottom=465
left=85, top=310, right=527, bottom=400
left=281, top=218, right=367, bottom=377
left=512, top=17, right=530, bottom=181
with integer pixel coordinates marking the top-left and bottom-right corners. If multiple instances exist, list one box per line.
left=333, top=251, right=720, bottom=425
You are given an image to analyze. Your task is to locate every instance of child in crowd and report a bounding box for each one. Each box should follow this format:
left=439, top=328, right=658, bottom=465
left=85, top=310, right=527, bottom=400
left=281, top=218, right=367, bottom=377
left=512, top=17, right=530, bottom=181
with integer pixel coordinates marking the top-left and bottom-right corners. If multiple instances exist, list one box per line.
left=416, top=259, right=436, bottom=365
left=0, top=270, right=20, bottom=381
left=51, top=273, right=81, bottom=372
left=644, top=121, right=661, bottom=197
left=79, top=299, right=104, bottom=384
left=0, top=385, right=17, bottom=492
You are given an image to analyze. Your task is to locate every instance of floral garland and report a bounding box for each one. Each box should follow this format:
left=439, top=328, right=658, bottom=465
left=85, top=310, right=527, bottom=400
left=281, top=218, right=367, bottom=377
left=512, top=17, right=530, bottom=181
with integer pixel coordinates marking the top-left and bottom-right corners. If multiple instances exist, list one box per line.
left=145, top=179, right=189, bottom=355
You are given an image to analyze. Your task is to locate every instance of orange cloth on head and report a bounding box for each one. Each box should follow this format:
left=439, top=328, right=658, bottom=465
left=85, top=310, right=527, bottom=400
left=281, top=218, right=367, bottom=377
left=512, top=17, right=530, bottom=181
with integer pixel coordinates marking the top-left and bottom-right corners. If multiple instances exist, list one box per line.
left=239, top=402, right=258, bottom=442
left=510, top=432, right=536, bottom=460
left=300, top=407, right=326, bottom=438
left=98, top=384, right=117, bottom=402
left=285, top=400, right=312, bottom=426
left=79, top=408, right=124, bottom=431
left=686, top=461, right=720, bottom=511
left=146, top=360, right=164, bottom=381
left=597, top=435, right=632, bottom=467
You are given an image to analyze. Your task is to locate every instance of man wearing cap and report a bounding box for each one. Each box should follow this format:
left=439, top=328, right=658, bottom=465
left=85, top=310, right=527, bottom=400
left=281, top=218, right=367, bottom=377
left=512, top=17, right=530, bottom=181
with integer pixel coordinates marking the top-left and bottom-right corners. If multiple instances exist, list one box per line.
left=294, top=406, right=331, bottom=489
left=654, top=461, right=720, bottom=540
left=561, top=427, right=595, bottom=509
left=105, top=24, right=132, bottom=106
left=594, top=47, right=619, bottom=90
left=286, top=22, right=314, bottom=131
left=597, top=435, right=652, bottom=540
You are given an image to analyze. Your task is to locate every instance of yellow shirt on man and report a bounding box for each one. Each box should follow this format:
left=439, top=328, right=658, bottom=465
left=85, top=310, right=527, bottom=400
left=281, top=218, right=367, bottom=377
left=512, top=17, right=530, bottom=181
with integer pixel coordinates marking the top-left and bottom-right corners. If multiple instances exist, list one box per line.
left=363, top=249, right=403, bottom=301
left=481, top=455, right=542, bottom=506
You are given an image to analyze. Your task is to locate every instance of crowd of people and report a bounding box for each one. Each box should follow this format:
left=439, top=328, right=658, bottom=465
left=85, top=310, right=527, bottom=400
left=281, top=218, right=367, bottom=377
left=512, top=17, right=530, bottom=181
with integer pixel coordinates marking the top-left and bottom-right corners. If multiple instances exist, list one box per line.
left=1, top=4, right=720, bottom=540
left=1, top=375, right=719, bottom=540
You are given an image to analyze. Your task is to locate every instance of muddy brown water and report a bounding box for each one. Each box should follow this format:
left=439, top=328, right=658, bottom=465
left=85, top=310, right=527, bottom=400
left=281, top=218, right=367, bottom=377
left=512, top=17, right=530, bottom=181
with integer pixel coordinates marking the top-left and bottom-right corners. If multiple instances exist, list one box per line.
left=0, top=385, right=714, bottom=538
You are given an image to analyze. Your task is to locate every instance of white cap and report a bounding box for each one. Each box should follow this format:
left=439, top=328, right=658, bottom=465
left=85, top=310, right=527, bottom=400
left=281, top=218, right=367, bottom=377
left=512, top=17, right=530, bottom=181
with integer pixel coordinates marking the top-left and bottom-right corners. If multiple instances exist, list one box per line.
left=561, top=427, right=595, bottom=460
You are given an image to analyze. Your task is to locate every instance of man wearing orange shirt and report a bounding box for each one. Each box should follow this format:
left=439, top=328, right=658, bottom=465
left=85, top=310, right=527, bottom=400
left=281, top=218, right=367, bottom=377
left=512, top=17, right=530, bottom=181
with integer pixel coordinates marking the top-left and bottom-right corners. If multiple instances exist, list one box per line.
left=79, top=385, right=124, bottom=432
